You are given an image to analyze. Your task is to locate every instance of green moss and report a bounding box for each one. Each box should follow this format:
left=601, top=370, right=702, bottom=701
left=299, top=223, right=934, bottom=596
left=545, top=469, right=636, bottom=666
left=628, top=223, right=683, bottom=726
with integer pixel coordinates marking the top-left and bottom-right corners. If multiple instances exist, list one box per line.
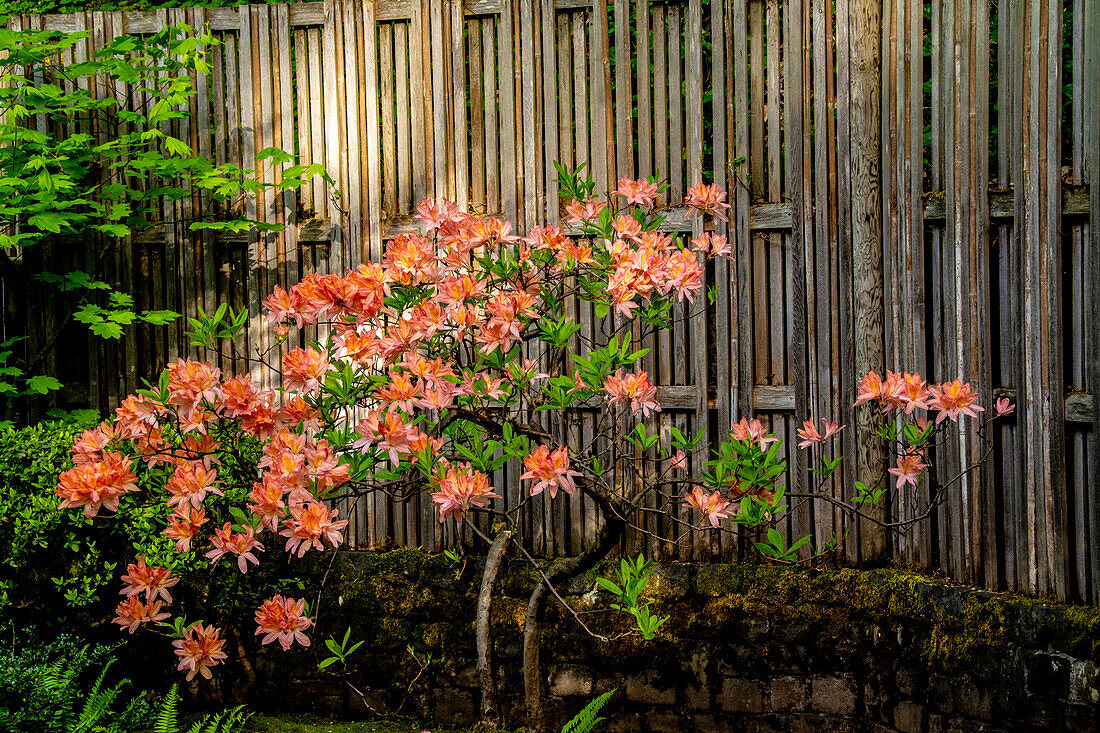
left=246, top=714, right=515, bottom=733
left=282, top=548, right=1100, bottom=693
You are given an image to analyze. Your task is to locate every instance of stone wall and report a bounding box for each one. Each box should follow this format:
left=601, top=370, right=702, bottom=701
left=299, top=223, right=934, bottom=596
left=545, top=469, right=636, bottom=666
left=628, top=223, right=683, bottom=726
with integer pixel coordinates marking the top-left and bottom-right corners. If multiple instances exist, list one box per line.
left=228, top=550, right=1100, bottom=732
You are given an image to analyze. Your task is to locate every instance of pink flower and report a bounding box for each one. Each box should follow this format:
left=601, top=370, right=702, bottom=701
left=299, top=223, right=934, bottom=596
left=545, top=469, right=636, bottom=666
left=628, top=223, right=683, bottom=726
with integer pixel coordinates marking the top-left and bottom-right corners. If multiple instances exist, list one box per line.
left=603, top=369, right=661, bottom=417
left=120, top=557, right=179, bottom=604
left=684, top=487, right=732, bottom=527
left=173, top=623, right=227, bottom=681
left=670, top=450, right=688, bottom=472
left=254, top=595, right=313, bottom=650
left=888, top=453, right=928, bottom=489
left=521, top=446, right=583, bottom=499
left=995, top=397, right=1015, bottom=417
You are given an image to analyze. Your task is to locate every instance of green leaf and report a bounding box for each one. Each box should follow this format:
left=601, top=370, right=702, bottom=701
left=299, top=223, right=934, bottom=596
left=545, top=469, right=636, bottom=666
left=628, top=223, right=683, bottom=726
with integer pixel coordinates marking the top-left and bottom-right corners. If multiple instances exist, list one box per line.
left=141, top=310, right=180, bottom=325
left=28, top=212, right=68, bottom=233
left=89, top=321, right=124, bottom=339
left=25, top=375, right=62, bottom=394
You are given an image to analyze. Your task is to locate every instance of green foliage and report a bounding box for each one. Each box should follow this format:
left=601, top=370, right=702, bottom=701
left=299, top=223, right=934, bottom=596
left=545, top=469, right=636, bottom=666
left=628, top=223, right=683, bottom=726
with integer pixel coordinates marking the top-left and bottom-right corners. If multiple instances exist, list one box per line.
left=0, top=634, right=157, bottom=733
left=317, top=627, right=364, bottom=670
left=184, top=303, right=250, bottom=350
left=0, top=23, right=331, bottom=402
left=153, top=684, right=252, bottom=733
left=595, top=555, right=668, bottom=640
left=0, top=418, right=125, bottom=617
left=559, top=689, right=615, bottom=733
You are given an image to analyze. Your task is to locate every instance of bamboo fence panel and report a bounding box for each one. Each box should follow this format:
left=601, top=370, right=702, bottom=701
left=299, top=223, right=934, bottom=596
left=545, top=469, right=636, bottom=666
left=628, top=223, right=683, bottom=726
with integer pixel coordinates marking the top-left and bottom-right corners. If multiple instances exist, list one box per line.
left=3, top=0, right=1098, bottom=601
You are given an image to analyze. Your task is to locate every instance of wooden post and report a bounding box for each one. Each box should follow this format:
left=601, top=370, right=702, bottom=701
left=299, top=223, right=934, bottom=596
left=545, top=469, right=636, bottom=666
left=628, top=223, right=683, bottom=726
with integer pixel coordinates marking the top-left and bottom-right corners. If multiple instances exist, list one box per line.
left=847, top=0, right=886, bottom=561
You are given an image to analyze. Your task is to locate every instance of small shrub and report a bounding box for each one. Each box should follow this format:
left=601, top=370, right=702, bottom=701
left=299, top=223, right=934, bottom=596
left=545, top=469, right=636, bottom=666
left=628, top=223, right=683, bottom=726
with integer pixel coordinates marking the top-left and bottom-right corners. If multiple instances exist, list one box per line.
left=0, top=633, right=157, bottom=733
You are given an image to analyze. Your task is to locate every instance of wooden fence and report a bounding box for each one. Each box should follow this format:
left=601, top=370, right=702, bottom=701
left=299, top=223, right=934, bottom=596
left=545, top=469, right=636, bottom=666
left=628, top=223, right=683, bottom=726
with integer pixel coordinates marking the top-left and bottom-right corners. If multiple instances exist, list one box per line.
left=3, top=0, right=1098, bottom=602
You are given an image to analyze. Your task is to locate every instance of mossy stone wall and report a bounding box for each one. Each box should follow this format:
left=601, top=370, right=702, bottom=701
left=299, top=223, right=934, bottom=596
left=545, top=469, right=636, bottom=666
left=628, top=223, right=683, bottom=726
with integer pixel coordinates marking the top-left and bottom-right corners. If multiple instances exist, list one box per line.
left=227, top=549, right=1100, bottom=732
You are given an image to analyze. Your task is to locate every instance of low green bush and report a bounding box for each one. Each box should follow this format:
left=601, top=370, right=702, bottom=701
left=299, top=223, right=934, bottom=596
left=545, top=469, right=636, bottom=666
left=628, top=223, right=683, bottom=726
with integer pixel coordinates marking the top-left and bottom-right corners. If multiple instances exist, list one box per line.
left=0, top=418, right=191, bottom=630
left=0, top=417, right=312, bottom=658
left=0, top=632, right=158, bottom=733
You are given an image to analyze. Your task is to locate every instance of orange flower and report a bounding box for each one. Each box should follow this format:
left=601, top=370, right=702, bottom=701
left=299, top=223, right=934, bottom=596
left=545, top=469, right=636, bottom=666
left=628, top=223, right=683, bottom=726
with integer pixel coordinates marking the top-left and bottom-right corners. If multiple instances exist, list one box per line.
left=684, top=183, right=730, bottom=221
left=796, top=418, right=844, bottom=449
left=690, top=232, right=731, bottom=259
left=564, top=198, right=606, bottom=225
left=205, top=523, right=265, bottom=573
left=56, top=452, right=139, bottom=518
left=684, top=487, right=732, bottom=527
left=614, top=177, right=660, bottom=207
left=375, top=371, right=421, bottom=413
left=120, top=556, right=179, bottom=604
left=164, top=505, right=208, bottom=552
left=254, top=595, right=313, bottom=650
left=173, top=623, right=227, bottom=681
left=71, top=424, right=114, bottom=465
left=165, top=462, right=223, bottom=509
left=113, top=595, right=170, bottom=634
left=165, top=359, right=221, bottom=419
left=521, top=446, right=583, bottom=499
left=280, top=501, right=348, bottom=557
left=888, top=453, right=928, bottom=489
left=282, top=347, right=333, bottom=393
left=603, top=369, right=661, bottom=417
left=431, top=464, right=500, bottom=523
left=928, top=379, right=984, bottom=424
left=853, top=370, right=903, bottom=409
left=248, top=477, right=287, bottom=532
left=730, top=418, right=779, bottom=449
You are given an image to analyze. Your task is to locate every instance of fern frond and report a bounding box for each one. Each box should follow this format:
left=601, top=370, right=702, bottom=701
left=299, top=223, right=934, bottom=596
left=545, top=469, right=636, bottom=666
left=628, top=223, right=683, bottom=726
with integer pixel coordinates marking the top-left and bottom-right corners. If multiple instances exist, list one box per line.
left=72, top=659, right=129, bottom=733
left=560, top=688, right=616, bottom=733
left=154, top=684, right=181, bottom=733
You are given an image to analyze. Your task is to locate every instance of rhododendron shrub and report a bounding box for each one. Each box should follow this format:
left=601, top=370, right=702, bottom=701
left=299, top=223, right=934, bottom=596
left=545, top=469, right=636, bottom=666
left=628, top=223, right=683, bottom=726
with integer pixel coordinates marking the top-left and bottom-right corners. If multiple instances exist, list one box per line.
left=56, top=166, right=1006, bottom=728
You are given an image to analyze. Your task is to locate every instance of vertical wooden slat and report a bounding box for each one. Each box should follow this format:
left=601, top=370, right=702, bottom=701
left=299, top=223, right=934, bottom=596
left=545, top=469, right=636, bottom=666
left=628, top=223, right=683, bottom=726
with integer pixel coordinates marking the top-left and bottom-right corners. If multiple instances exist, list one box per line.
left=481, top=20, right=498, bottom=213
left=1084, top=0, right=1100, bottom=605
left=449, top=0, right=468, bottom=210
left=469, top=20, right=486, bottom=209
left=380, top=23, right=397, bottom=217
left=588, top=0, right=611, bottom=190
left=498, top=0, right=518, bottom=223
left=539, top=0, right=558, bottom=223
left=613, top=0, right=632, bottom=179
